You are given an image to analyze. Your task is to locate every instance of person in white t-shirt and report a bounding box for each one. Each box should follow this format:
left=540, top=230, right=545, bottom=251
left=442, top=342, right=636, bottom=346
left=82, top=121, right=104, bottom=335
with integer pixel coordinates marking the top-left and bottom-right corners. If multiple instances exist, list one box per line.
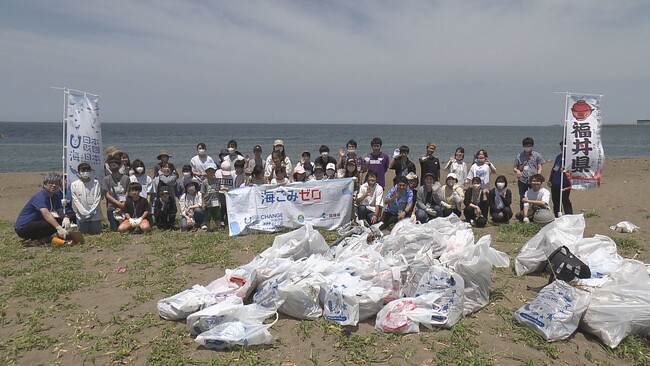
left=190, top=142, right=219, bottom=182
left=70, top=162, right=103, bottom=234
left=515, top=174, right=553, bottom=224
left=356, top=171, right=384, bottom=224
left=466, top=149, right=497, bottom=192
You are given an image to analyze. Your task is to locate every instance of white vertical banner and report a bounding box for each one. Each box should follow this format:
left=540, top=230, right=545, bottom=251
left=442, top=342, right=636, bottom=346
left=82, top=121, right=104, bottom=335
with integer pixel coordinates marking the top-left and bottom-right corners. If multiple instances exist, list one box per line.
left=564, top=94, right=604, bottom=190
left=65, top=90, right=102, bottom=184
left=225, top=178, right=355, bottom=236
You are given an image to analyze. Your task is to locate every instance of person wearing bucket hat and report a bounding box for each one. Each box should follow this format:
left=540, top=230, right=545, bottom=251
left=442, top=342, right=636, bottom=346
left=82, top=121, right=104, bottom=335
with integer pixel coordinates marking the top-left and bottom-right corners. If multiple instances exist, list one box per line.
left=264, top=139, right=292, bottom=181
left=439, top=172, right=464, bottom=217
left=153, top=149, right=177, bottom=178
left=179, top=180, right=204, bottom=230
left=104, top=146, right=119, bottom=176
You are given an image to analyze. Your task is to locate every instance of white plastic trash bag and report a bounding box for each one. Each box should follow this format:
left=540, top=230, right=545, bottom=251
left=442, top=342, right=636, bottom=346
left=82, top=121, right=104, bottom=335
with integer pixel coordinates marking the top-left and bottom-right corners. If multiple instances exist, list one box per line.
left=157, top=285, right=231, bottom=321
left=259, top=224, right=330, bottom=260
left=514, top=280, right=591, bottom=342
left=195, top=311, right=278, bottom=349
left=375, top=298, right=420, bottom=334
left=187, top=296, right=244, bottom=335
left=609, top=221, right=639, bottom=233
left=581, top=260, right=650, bottom=348
left=515, top=214, right=586, bottom=276
left=412, top=266, right=465, bottom=328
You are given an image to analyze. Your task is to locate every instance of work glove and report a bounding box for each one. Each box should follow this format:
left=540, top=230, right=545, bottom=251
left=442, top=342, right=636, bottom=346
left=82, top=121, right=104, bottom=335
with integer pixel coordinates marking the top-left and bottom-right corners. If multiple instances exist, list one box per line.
left=425, top=208, right=437, bottom=217
left=134, top=217, right=143, bottom=226
left=62, top=217, right=71, bottom=230
left=60, top=198, right=68, bottom=206
left=129, top=218, right=138, bottom=228
left=441, top=201, right=452, bottom=209
left=56, top=226, right=68, bottom=239
left=452, top=192, right=461, bottom=203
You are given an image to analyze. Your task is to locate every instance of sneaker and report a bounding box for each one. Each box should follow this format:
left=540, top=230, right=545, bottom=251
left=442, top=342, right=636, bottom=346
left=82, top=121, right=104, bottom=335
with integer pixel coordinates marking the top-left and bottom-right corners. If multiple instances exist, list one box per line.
left=523, top=217, right=530, bottom=224
left=201, top=225, right=208, bottom=230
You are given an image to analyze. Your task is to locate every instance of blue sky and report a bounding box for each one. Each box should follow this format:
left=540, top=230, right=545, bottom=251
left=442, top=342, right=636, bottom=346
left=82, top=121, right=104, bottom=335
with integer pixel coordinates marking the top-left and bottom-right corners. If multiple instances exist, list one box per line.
left=1, top=1, right=649, bottom=125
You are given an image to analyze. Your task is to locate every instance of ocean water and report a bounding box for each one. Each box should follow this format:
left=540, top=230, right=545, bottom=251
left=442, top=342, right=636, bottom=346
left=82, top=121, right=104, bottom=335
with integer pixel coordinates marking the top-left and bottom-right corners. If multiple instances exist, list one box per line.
left=1, top=121, right=648, bottom=173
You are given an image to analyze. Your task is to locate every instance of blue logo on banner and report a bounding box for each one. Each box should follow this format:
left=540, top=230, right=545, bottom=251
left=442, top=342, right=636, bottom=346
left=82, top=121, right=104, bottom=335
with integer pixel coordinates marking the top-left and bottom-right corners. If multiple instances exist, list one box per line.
left=342, top=186, right=353, bottom=196
left=230, top=221, right=241, bottom=235
left=297, top=215, right=305, bottom=223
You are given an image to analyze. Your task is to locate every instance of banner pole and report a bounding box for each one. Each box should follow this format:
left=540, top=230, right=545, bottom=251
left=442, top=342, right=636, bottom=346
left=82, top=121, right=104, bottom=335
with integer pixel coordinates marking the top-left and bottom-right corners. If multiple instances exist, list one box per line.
left=62, top=88, right=68, bottom=203
left=558, top=92, right=570, bottom=217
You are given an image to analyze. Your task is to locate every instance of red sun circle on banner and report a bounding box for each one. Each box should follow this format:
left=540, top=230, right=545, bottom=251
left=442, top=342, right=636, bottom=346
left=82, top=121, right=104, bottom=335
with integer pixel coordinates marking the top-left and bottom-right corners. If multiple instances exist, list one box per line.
left=571, top=100, right=593, bottom=121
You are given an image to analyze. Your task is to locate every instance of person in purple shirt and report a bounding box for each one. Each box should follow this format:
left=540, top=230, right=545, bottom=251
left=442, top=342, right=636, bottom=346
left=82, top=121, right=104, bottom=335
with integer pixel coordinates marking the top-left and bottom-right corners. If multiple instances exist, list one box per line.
left=363, top=137, right=390, bottom=188
left=15, top=172, right=68, bottom=242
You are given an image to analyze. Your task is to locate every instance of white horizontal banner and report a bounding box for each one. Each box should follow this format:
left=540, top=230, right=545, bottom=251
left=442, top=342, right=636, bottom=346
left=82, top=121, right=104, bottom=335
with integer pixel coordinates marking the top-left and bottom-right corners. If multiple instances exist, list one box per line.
left=225, top=178, right=355, bottom=236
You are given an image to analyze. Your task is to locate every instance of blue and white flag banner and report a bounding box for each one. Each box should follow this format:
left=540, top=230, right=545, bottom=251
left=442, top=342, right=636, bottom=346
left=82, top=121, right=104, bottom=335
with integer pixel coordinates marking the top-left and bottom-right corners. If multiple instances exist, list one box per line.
left=225, top=178, right=355, bottom=236
left=564, top=94, right=604, bottom=190
left=65, top=90, right=102, bottom=184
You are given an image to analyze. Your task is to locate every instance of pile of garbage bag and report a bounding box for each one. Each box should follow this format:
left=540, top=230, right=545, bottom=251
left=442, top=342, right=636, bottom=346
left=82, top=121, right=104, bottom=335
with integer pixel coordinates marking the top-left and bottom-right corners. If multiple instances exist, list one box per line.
left=158, top=216, right=509, bottom=348
left=514, top=214, right=649, bottom=347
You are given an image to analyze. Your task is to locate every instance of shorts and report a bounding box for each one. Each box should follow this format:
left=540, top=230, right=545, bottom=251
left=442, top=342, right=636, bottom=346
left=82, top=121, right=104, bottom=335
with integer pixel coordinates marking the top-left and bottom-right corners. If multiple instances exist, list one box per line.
left=204, top=206, right=221, bottom=222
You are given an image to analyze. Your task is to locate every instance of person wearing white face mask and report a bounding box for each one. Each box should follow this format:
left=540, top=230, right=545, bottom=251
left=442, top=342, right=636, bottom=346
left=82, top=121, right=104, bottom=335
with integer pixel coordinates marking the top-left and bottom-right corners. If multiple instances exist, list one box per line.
left=221, top=140, right=244, bottom=172
left=488, top=175, right=513, bottom=224
left=325, top=163, right=337, bottom=179
left=190, top=142, right=219, bottom=182
left=314, top=145, right=337, bottom=170
left=177, top=164, right=201, bottom=198
left=70, top=162, right=103, bottom=234
left=513, top=137, right=544, bottom=212
left=129, top=159, right=155, bottom=205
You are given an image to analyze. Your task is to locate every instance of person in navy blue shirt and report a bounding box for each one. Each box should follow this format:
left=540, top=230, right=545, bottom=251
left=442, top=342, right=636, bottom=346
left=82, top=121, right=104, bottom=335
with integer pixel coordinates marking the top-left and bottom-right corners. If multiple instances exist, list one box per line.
left=15, top=172, right=68, bottom=242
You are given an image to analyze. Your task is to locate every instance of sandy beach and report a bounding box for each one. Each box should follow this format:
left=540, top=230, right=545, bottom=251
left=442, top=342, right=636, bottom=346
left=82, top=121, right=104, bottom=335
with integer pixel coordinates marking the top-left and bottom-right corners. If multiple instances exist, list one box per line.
left=3, top=158, right=649, bottom=243
left=1, top=158, right=649, bottom=365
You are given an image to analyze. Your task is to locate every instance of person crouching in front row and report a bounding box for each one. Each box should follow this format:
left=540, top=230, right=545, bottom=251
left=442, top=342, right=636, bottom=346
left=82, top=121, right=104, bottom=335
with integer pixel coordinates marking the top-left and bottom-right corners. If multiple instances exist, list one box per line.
left=154, top=186, right=177, bottom=230
left=118, top=182, right=151, bottom=233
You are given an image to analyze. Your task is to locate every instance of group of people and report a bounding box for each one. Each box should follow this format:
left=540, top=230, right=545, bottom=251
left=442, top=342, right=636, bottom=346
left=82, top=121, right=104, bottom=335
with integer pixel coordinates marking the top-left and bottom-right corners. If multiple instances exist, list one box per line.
left=14, top=136, right=574, bottom=243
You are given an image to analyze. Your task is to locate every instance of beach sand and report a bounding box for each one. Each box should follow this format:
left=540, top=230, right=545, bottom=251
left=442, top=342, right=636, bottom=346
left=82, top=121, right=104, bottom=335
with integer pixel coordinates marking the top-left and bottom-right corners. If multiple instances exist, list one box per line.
left=2, top=159, right=649, bottom=365
left=3, top=158, right=649, bottom=241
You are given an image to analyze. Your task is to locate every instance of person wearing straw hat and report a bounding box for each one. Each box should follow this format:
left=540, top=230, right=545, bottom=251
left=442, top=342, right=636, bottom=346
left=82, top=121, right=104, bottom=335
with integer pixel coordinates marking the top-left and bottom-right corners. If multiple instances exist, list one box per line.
left=153, top=149, right=177, bottom=178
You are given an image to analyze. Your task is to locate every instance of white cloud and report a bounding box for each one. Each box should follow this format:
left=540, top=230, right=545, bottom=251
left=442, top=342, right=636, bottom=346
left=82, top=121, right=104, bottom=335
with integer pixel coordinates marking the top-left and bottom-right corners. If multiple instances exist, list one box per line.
left=0, top=0, right=648, bottom=124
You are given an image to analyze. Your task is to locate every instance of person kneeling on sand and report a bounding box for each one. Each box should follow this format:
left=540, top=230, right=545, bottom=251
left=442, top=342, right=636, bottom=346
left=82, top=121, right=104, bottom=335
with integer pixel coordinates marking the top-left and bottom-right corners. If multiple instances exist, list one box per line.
left=118, top=182, right=151, bottom=233
left=179, top=181, right=204, bottom=231
left=15, top=172, right=68, bottom=244
left=515, top=174, right=554, bottom=224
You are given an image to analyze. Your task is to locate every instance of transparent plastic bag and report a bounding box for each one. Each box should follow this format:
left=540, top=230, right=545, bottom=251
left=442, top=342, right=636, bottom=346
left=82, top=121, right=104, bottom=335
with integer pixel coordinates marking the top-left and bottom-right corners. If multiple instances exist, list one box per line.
left=195, top=311, right=278, bottom=349
left=514, top=280, right=591, bottom=342
left=581, top=260, right=650, bottom=348
left=157, top=285, right=231, bottom=321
